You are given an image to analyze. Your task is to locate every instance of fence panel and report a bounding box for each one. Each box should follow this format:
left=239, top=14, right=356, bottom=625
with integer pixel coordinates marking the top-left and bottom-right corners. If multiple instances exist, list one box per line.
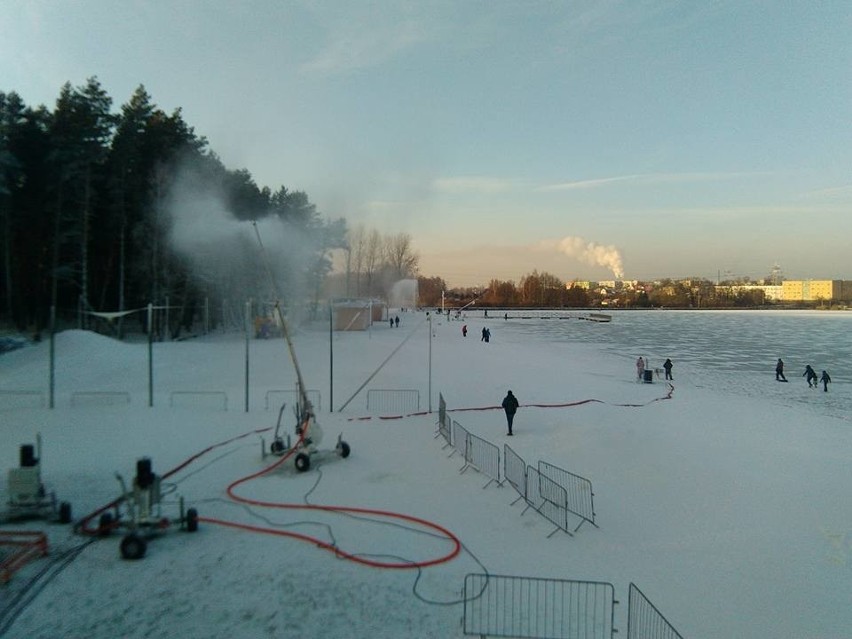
left=70, top=391, right=131, bottom=407
left=0, top=390, right=46, bottom=409
left=264, top=389, right=322, bottom=412
left=463, top=573, right=616, bottom=639
left=504, top=445, right=528, bottom=504
left=169, top=391, right=228, bottom=411
left=465, top=432, right=501, bottom=487
left=524, top=466, right=570, bottom=537
left=451, top=419, right=470, bottom=461
left=539, top=461, right=597, bottom=530
left=366, top=388, right=420, bottom=414
left=627, top=583, right=684, bottom=639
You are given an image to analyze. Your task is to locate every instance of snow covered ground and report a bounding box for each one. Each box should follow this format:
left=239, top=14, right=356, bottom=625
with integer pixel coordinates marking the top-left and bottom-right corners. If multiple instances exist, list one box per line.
left=1, top=309, right=850, bottom=638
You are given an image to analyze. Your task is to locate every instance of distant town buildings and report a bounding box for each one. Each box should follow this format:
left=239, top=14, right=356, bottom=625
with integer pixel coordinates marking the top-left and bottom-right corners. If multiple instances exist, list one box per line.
left=566, top=278, right=852, bottom=305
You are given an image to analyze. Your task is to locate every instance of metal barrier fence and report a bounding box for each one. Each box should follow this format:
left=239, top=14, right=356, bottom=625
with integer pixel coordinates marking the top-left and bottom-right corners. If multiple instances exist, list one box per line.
left=524, top=466, right=571, bottom=537
left=538, top=461, right=597, bottom=532
left=366, top=388, right=420, bottom=414
left=451, top=419, right=470, bottom=459
left=464, top=432, right=502, bottom=488
left=169, top=390, right=228, bottom=411
left=627, top=583, right=684, bottom=639
left=70, top=391, right=131, bottom=407
left=504, top=445, right=528, bottom=505
left=0, top=390, right=46, bottom=409
left=264, top=389, right=322, bottom=412
left=463, top=573, right=617, bottom=639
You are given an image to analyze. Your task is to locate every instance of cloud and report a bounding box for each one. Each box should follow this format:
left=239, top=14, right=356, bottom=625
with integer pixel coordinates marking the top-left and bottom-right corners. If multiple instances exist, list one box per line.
left=539, top=172, right=768, bottom=192
left=432, top=176, right=516, bottom=194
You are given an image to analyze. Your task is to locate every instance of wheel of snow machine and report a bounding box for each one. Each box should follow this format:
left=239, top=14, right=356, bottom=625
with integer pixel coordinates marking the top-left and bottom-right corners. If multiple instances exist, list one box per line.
left=59, top=501, right=72, bottom=524
left=270, top=439, right=286, bottom=455
left=294, top=452, right=311, bottom=472
left=337, top=441, right=351, bottom=458
left=120, top=534, right=147, bottom=560
left=186, top=507, right=199, bottom=533
left=98, top=512, right=114, bottom=536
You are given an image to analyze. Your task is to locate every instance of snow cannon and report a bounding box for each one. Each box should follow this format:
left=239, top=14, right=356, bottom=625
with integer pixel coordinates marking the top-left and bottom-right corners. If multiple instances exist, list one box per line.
left=100, top=457, right=198, bottom=560
left=2, top=434, right=72, bottom=524
left=264, top=402, right=351, bottom=473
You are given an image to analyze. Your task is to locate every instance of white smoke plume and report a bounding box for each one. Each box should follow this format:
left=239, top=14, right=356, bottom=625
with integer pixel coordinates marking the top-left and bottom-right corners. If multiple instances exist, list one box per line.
left=556, top=236, right=624, bottom=279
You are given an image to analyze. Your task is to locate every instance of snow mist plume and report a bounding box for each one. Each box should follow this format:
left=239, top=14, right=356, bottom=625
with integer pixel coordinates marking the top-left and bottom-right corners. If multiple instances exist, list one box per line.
left=165, top=162, right=320, bottom=321
left=556, top=236, right=624, bottom=279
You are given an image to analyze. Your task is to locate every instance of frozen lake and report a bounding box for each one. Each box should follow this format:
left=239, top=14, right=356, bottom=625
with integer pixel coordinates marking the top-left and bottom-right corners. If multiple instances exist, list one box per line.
left=473, top=309, right=851, bottom=420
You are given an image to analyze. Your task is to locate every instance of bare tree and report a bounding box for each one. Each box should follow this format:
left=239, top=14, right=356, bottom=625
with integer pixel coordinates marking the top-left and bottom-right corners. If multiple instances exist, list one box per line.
left=363, top=228, right=382, bottom=297
left=383, top=232, right=419, bottom=280
left=345, top=224, right=367, bottom=297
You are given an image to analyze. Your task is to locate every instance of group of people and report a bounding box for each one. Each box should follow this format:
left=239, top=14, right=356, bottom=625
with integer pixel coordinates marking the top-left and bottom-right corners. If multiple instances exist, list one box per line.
left=388, top=315, right=400, bottom=328
left=635, top=357, right=675, bottom=381
left=776, top=359, right=831, bottom=391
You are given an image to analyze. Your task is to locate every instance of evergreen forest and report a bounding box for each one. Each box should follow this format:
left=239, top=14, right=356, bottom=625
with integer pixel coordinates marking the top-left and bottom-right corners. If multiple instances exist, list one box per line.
left=0, top=78, right=349, bottom=338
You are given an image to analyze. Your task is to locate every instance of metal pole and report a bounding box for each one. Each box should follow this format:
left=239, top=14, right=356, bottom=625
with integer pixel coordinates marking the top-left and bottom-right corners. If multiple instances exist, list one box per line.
left=427, top=312, right=432, bottom=413
left=49, top=305, right=55, bottom=409
left=329, top=299, right=334, bottom=412
left=244, top=299, right=251, bottom=413
left=147, top=302, right=153, bottom=407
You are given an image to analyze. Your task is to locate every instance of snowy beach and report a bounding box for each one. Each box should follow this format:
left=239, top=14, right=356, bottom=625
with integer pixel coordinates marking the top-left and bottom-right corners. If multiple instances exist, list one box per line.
left=1, top=309, right=850, bottom=638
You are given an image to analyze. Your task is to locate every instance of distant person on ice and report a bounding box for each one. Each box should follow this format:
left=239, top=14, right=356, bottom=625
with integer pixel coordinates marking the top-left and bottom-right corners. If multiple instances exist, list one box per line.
left=663, top=358, right=674, bottom=380
left=481, top=327, right=487, bottom=342
left=820, top=370, right=831, bottom=392
left=501, top=390, right=519, bottom=436
left=636, top=356, right=645, bottom=382
left=462, top=324, right=468, bottom=337
left=803, top=365, right=818, bottom=388
left=775, top=359, right=787, bottom=382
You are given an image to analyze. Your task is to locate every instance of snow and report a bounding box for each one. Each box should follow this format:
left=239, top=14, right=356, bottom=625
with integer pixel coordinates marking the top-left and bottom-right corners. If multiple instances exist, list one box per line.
left=1, top=310, right=850, bottom=638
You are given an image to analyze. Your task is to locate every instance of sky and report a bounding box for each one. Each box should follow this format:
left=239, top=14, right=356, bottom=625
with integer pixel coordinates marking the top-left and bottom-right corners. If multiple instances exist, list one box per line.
left=1, top=311, right=850, bottom=638
left=2, top=1, right=852, bottom=286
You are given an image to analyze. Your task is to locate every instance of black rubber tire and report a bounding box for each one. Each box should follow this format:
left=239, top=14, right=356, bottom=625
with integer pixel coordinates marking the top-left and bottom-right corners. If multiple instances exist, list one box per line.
left=186, top=507, right=199, bottom=533
left=120, top=534, right=147, bottom=560
left=98, top=512, right=114, bottom=536
left=338, top=441, right=351, bottom=458
left=58, top=501, right=72, bottom=524
left=294, top=452, right=310, bottom=472
left=270, top=439, right=286, bottom=455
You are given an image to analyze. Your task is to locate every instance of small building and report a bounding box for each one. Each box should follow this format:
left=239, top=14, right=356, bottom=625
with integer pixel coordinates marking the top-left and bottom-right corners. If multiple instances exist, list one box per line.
left=332, top=299, right=387, bottom=331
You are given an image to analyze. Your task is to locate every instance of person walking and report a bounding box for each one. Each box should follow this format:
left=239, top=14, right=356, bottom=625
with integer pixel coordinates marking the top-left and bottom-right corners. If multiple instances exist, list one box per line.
left=501, top=390, right=519, bottom=436
left=775, top=358, right=787, bottom=382
left=663, top=358, right=674, bottom=381
left=462, top=324, right=468, bottom=337
left=819, top=370, right=831, bottom=392
left=803, top=365, right=818, bottom=388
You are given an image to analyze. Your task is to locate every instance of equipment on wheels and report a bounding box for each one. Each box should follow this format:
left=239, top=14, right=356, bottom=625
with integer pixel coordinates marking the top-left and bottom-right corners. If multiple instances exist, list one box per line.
left=264, top=401, right=350, bottom=472
left=2, top=434, right=72, bottom=524
left=96, top=457, right=198, bottom=560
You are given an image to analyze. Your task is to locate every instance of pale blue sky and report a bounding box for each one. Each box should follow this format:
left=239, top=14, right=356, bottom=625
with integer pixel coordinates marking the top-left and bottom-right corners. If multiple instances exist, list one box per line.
left=3, top=1, right=851, bottom=285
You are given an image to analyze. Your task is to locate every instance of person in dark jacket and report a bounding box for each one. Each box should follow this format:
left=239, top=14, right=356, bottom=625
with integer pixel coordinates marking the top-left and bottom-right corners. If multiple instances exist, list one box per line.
left=501, top=390, right=519, bottom=436
left=663, top=358, right=674, bottom=381
left=775, top=358, right=787, bottom=382
left=820, top=370, right=831, bottom=392
left=803, top=365, right=817, bottom=388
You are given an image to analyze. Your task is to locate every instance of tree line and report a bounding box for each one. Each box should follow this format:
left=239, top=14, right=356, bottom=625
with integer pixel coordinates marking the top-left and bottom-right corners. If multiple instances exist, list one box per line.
left=0, top=79, right=421, bottom=337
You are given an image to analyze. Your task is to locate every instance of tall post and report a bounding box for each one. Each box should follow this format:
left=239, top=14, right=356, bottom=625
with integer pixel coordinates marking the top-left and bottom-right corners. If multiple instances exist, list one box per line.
left=49, top=305, right=56, bottom=409
left=329, top=300, right=334, bottom=412
left=147, top=302, right=154, bottom=407
left=427, top=312, right=432, bottom=413
left=244, top=300, right=251, bottom=413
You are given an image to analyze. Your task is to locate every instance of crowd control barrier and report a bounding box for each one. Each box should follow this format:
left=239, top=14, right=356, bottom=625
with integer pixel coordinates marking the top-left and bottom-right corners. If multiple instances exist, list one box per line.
left=463, top=573, right=617, bottom=639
